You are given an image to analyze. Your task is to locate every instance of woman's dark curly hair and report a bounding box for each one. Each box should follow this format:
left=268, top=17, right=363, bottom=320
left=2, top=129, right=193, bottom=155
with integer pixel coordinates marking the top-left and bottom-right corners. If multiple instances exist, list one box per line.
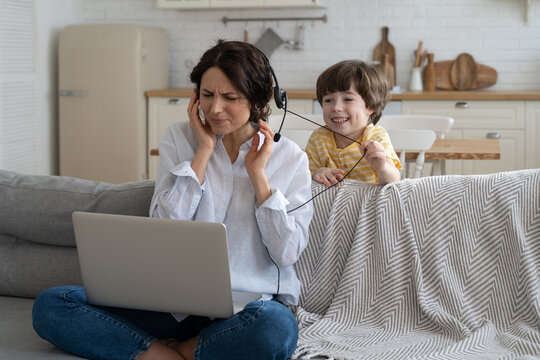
left=190, top=40, right=273, bottom=125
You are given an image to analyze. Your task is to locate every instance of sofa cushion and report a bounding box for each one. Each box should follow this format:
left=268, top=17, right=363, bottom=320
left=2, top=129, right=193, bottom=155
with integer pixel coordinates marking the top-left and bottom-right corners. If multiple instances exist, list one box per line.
left=0, top=170, right=155, bottom=247
left=0, top=235, right=81, bottom=298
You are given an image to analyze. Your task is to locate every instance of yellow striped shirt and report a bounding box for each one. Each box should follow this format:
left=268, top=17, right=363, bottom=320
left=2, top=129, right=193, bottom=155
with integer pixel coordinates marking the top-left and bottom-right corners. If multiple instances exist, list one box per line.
left=305, top=124, right=401, bottom=184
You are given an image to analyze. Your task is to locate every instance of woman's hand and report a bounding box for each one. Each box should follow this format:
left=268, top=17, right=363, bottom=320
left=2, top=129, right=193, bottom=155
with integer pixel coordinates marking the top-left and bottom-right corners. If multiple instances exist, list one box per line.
left=188, top=89, right=216, bottom=185
left=246, top=120, right=273, bottom=178
left=246, top=120, right=273, bottom=207
left=188, top=90, right=216, bottom=151
left=313, top=167, right=345, bottom=188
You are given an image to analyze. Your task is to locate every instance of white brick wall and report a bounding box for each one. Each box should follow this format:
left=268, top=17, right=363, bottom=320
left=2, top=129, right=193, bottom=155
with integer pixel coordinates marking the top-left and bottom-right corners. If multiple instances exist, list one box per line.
left=83, top=0, right=540, bottom=91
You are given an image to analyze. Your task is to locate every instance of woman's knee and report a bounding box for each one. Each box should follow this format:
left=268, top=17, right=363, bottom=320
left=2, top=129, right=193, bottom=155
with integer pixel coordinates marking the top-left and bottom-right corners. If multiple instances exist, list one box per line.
left=250, top=301, right=299, bottom=358
left=32, top=286, right=85, bottom=336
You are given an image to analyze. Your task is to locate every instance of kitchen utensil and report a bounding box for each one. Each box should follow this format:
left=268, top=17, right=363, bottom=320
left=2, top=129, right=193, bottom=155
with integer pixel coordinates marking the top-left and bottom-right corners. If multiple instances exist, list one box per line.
left=421, top=50, right=428, bottom=66
left=473, top=64, right=497, bottom=89
left=433, top=60, right=456, bottom=90
left=380, top=53, right=395, bottom=87
left=433, top=54, right=497, bottom=90
left=450, top=53, right=478, bottom=90
left=414, top=41, right=423, bottom=67
left=373, top=26, right=396, bottom=84
left=409, top=67, right=423, bottom=91
left=254, top=28, right=284, bottom=57
left=423, top=53, right=435, bottom=91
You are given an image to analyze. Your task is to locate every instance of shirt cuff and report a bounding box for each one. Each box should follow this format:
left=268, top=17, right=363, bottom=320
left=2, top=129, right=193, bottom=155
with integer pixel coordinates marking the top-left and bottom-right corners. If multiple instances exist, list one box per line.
left=257, top=187, right=289, bottom=213
left=170, top=161, right=206, bottom=192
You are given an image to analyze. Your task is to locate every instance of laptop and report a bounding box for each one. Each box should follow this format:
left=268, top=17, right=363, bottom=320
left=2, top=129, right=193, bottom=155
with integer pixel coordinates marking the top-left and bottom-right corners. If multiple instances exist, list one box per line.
left=72, top=211, right=261, bottom=318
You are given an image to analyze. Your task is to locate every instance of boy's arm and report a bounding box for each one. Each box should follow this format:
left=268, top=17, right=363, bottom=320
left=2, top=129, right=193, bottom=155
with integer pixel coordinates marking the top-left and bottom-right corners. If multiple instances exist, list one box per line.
left=362, top=137, right=401, bottom=185
left=376, top=157, right=401, bottom=184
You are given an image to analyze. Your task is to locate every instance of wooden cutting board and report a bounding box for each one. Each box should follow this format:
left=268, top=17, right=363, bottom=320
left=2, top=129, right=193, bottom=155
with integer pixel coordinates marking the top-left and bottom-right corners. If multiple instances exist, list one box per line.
left=373, top=26, right=396, bottom=85
left=380, top=53, right=395, bottom=87
left=434, top=54, right=497, bottom=90
left=450, top=53, right=478, bottom=90
left=433, top=60, right=455, bottom=90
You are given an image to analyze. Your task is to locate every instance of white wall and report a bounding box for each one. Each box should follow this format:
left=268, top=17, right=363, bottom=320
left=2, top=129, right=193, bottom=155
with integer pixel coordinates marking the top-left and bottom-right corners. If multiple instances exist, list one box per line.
left=82, top=0, right=540, bottom=91
left=26, top=0, right=540, bottom=175
left=35, top=0, right=83, bottom=175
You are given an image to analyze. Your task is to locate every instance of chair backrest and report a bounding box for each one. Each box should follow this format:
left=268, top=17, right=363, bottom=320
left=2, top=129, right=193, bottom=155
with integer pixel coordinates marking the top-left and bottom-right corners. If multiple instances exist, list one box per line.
left=268, top=113, right=324, bottom=149
left=379, top=115, right=454, bottom=138
left=387, top=129, right=437, bottom=178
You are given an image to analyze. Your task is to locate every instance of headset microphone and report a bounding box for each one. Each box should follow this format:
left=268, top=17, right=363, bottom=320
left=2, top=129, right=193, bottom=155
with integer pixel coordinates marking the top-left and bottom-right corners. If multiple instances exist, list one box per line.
left=269, top=65, right=288, bottom=142
left=247, top=43, right=287, bottom=142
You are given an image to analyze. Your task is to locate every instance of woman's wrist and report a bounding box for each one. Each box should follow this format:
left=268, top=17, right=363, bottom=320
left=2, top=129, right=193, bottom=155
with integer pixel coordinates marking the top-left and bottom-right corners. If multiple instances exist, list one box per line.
left=250, top=171, right=271, bottom=207
left=191, top=147, right=213, bottom=184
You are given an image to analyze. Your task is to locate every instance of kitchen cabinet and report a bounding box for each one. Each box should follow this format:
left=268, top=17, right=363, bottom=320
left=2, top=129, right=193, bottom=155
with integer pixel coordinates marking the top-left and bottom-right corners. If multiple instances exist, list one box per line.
left=269, top=98, right=314, bottom=129
left=156, top=0, right=327, bottom=9
left=401, top=100, right=532, bottom=175
left=147, top=96, right=315, bottom=179
left=148, top=97, right=190, bottom=179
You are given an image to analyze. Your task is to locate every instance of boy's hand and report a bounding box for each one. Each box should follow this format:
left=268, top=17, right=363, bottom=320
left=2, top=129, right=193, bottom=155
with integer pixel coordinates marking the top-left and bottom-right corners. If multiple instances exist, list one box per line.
left=313, top=167, right=345, bottom=188
left=361, top=140, right=400, bottom=184
left=361, top=140, right=388, bottom=172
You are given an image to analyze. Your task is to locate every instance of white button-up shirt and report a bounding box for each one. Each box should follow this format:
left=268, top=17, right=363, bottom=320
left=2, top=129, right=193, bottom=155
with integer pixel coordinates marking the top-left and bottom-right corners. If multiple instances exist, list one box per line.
left=150, top=121, right=313, bottom=307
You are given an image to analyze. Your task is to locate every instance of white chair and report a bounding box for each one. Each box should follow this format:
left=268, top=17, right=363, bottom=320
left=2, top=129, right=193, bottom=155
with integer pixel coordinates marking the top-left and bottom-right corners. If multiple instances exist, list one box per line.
left=387, top=129, right=437, bottom=178
left=379, top=115, right=454, bottom=175
left=268, top=113, right=324, bottom=150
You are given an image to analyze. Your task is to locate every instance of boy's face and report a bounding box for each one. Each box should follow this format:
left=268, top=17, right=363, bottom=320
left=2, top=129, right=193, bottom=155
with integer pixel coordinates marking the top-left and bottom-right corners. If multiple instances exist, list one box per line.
left=321, top=85, right=374, bottom=144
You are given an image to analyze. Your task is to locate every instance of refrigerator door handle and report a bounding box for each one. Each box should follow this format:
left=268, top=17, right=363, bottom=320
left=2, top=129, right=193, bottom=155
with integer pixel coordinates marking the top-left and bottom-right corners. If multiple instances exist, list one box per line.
left=59, top=90, right=88, bottom=97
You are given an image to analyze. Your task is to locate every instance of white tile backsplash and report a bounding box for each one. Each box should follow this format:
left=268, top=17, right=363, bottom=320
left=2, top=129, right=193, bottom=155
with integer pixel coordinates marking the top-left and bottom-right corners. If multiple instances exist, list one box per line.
left=83, top=0, right=540, bottom=91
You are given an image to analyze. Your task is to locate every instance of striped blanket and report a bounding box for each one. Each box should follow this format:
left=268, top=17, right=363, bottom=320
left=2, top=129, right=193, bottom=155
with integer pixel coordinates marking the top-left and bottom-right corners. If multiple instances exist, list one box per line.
left=292, top=169, right=540, bottom=359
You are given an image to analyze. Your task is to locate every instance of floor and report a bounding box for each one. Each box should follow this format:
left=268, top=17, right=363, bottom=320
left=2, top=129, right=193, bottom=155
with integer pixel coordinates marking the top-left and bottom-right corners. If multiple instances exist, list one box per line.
left=0, top=296, right=82, bottom=360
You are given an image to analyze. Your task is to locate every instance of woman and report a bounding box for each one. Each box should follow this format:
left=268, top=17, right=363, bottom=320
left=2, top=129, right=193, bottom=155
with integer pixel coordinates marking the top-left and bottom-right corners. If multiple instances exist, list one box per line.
left=32, top=40, right=313, bottom=360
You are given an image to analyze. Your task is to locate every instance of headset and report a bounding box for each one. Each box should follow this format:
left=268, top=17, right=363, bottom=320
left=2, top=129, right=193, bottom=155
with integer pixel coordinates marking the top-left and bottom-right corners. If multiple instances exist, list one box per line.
left=246, top=43, right=288, bottom=141
left=247, top=42, right=367, bottom=295
left=249, top=42, right=366, bottom=215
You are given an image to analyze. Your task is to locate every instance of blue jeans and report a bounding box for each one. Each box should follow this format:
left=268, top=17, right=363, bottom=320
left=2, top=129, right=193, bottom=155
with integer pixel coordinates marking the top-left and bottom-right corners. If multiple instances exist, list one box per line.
left=32, top=286, right=298, bottom=360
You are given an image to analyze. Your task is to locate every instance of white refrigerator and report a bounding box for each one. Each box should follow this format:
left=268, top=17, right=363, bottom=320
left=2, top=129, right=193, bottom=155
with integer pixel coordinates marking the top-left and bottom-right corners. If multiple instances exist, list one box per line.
left=58, top=24, right=169, bottom=183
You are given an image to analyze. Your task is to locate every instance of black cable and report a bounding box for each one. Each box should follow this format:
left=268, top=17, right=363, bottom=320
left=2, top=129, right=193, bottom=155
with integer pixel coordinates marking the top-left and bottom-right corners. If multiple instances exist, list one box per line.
left=286, top=109, right=362, bottom=146
left=266, top=248, right=280, bottom=295
left=287, top=152, right=365, bottom=214
left=282, top=110, right=366, bottom=213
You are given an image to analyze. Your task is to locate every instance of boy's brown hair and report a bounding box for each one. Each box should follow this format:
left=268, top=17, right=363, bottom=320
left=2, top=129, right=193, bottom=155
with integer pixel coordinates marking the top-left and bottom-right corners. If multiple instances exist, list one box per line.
left=316, top=60, right=391, bottom=125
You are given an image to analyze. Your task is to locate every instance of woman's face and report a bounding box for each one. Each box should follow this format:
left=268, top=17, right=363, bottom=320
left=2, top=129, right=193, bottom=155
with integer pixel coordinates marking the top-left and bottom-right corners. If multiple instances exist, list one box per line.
left=199, top=67, right=252, bottom=135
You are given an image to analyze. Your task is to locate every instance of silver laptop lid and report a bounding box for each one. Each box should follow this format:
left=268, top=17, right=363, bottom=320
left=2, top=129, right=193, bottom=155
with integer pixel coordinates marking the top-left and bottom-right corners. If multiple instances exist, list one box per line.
left=72, top=211, right=237, bottom=318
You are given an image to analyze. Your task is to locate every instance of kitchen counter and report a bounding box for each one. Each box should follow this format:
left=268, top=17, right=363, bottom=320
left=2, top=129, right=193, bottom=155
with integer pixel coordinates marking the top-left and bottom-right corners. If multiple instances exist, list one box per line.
left=146, top=89, right=540, bottom=101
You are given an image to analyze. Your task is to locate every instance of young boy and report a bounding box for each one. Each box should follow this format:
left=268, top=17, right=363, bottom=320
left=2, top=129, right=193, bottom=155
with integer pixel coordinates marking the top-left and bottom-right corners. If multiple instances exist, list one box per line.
left=305, top=60, right=401, bottom=187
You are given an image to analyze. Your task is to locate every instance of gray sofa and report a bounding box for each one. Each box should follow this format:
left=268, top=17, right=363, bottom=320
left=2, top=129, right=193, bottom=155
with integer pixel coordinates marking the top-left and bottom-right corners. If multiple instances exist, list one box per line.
left=1, top=168, right=540, bottom=360
left=0, top=170, right=154, bottom=359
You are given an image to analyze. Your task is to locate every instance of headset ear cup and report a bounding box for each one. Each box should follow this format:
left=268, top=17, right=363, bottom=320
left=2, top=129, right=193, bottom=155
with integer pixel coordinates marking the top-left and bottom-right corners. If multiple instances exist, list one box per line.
left=274, top=86, right=284, bottom=109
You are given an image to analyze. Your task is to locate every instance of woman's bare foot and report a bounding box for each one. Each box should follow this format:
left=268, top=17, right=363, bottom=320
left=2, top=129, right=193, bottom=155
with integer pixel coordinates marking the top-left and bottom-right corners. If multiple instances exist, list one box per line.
left=164, top=336, right=199, bottom=360
left=138, top=341, right=184, bottom=360
left=139, top=336, right=198, bottom=360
